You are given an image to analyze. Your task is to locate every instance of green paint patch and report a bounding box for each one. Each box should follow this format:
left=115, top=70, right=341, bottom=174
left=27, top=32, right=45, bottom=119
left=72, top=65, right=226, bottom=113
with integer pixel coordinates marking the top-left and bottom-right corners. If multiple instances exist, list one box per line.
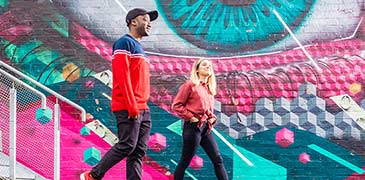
left=4, top=40, right=43, bottom=64
left=42, top=13, right=69, bottom=37
left=233, top=146, right=287, bottom=180
left=236, top=127, right=365, bottom=180
left=0, top=0, right=8, bottom=8
left=0, top=38, right=92, bottom=85
left=167, top=120, right=183, bottom=136
left=308, top=144, right=365, bottom=174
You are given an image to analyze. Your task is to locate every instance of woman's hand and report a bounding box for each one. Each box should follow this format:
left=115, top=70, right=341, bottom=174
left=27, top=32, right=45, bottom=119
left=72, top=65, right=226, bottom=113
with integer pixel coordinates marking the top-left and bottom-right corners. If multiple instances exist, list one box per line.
left=207, top=118, right=216, bottom=134
left=208, top=118, right=216, bottom=124
left=190, top=117, right=199, bottom=122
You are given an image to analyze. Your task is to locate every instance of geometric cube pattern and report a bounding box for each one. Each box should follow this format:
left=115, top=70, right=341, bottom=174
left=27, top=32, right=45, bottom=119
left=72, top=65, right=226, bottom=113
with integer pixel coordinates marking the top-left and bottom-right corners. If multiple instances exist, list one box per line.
left=189, top=155, right=203, bottom=170
left=148, top=133, right=167, bottom=153
left=35, top=107, right=53, bottom=125
left=80, top=126, right=90, bottom=136
left=83, top=147, right=101, bottom=166
left=275, top=128, right=294, bottom=148
left=215, top=82, right=365, bottom=140
left=299, top=153, right=311, bottom=164
left=298, top=82, right=317, bottom=99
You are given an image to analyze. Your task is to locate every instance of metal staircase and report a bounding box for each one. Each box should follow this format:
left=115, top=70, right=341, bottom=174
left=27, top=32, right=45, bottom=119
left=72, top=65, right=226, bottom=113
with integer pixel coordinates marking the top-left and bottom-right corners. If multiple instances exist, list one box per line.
left=0, top=60, right=86, bottom=180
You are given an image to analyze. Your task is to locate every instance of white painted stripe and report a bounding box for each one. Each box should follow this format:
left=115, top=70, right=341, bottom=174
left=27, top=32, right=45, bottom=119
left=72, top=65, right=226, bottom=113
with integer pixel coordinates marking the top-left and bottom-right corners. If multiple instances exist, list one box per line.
left=113, top=0, right=128, bottom=13
left=272, top=9, right=320, bottom=70
left=335, top=17, right=363, bottom=41
left=102, top=93, right=111, bottom=100
left=170, top=159, right=198, bottom=180
left=212, top=128, right=254, bottom=166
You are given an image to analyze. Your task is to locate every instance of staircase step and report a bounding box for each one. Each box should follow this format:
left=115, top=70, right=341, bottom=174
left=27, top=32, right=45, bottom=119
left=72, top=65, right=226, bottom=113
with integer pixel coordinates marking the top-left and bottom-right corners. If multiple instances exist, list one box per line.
left=0, top=153, right=47, bottom=180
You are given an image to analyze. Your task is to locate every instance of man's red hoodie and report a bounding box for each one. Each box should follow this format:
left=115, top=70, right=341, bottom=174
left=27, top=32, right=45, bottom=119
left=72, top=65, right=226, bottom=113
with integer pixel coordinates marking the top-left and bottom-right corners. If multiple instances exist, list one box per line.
left=111, top=34, right=150, bottom=117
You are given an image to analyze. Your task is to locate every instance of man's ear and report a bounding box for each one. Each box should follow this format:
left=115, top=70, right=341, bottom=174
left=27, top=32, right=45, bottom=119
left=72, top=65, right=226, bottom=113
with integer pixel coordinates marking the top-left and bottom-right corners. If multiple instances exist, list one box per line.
left=130, top=19, right=137, bottom=26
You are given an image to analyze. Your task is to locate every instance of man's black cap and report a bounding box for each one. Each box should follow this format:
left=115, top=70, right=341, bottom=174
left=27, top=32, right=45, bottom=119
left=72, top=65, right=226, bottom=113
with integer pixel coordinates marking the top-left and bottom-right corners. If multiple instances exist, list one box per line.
left=126, top=8, right=158, bottom=25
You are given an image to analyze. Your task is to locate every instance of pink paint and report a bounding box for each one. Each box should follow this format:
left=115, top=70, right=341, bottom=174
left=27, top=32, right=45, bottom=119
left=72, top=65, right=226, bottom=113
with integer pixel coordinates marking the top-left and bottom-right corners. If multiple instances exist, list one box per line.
left=0, top=12, right=33, bottom=41
left=0, top=99, right=170, bottom=179
left=71, top=22, right=112, bottom=61
left=85, top=80, right=95, bottom=89
left=189, top=155, right=203, bottom=170
left=68, top=20, right=365, bottom=116
left=275, top=128, right=294, bottom=148
left=345, top=166, right=365, bottom=180
left=299, top=153, right=310, bottom=164
left=148, top=133, right=167, bottom=152
left=59, top=107, right=171, bottom=180
left=152, top=56, right=365, bottom=115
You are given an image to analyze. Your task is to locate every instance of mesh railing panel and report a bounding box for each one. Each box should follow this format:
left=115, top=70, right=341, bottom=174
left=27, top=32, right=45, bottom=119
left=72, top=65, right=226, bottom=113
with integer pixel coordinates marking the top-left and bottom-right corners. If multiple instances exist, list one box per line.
left=0, top=70, right=55, bottom=179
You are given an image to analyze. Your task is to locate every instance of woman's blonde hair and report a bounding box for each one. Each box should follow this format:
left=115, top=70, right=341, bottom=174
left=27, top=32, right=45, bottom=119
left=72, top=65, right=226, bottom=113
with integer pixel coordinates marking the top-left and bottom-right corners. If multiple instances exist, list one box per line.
left=190, top=58, right=217, bottom=95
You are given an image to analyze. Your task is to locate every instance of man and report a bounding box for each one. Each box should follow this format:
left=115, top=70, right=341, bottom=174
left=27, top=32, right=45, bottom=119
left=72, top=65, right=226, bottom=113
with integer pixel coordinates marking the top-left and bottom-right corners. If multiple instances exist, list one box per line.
left=80, top=8, right=158, bottom=180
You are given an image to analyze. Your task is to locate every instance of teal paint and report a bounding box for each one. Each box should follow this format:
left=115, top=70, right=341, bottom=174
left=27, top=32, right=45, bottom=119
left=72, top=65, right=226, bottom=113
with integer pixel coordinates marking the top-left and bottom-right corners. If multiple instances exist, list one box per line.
left=233, top=145, right=287, bottom=180
left=42, top=13, right=69, bottom=37
left=308, top=144, right=365, bottom=174
left=171, top=159, right=198, bottom=180
left=167, top=120, right=183, bottom=136
left=3, top=40, right=43, bottom=64
left=155, top=0, right=315, bottom=52
left=154, top=0, right=194, bottom=50
left=0, top=38, right=92, bottom=85
left=236, top=127, right=365, bottom=179
left=0, top=0, right=8, bottom=7
left=212, top=128, right=253, bottom=166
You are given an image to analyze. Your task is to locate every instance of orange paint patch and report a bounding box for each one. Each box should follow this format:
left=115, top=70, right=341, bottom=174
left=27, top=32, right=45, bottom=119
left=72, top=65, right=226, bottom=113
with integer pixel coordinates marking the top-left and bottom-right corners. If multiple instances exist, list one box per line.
left=349, top=83, right=361, bottom=95
left=62, top=63, right=80, bottom=83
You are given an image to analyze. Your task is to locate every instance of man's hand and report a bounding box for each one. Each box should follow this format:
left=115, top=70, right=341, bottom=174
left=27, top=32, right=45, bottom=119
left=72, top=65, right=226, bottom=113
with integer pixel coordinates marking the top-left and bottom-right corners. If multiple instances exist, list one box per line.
left=128, top=106, right=139, bottom=120
left=128, top=116, right=138, bottom=121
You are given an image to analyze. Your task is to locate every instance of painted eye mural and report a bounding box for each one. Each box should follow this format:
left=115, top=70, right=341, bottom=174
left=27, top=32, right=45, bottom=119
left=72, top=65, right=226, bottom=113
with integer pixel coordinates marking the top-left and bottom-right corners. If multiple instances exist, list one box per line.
left=1, top=0, right=365, bottom=180
left=156, top=0, right=315, bottom=52
left=52, top=0, right=363, bottom=56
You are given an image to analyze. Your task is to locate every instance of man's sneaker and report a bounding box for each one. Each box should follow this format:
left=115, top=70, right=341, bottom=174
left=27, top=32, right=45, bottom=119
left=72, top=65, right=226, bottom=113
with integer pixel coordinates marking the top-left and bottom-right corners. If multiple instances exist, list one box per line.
left=80, top=171, right=95, bottom=180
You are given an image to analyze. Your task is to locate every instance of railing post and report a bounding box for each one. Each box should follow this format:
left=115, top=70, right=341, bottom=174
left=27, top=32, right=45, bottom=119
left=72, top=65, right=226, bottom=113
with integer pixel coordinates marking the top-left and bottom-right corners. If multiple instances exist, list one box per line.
left=1, top=57, right=87, bottom=179
left=54, top=98, right=60, bottom=180
left=9, top=86, right=17, bottom=180
left=0, top=131, right=2, bottom=152
left=0, top=61, right=86, bottom=122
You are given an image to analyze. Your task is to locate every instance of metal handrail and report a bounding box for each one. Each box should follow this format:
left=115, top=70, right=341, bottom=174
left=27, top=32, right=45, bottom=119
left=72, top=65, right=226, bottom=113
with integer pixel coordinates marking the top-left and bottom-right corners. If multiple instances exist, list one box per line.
left=0, top=60, right=86, bottom=122
left=9, top=87, right=16, bottom=180
left=0, top=68, right=47, bottom=109
left=0, top=60, right=87, bottom=180
left=1, top=70, right=48, bottom=179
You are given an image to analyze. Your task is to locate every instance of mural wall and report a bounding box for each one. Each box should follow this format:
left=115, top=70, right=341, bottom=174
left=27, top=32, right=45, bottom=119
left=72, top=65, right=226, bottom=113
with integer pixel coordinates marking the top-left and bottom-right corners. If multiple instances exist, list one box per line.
left=0, top=0, right=364, bottom=179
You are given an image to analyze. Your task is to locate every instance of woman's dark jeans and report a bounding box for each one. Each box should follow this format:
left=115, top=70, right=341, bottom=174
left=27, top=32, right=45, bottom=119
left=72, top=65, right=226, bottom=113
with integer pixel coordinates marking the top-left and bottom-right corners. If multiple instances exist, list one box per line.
left=174, top=121, right=228, bottom=180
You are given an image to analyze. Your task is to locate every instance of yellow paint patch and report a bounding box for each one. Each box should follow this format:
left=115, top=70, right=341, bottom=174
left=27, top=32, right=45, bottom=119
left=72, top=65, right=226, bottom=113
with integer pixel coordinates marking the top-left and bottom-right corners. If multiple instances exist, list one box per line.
left=349, top=83, right=361, bottom=95
left=62, top=63, right=80, bottom=83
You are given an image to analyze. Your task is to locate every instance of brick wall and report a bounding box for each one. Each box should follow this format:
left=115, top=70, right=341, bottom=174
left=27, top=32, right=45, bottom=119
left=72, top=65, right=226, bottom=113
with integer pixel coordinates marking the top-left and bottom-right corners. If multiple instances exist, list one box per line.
left=0, top=0, right=364, bottom=179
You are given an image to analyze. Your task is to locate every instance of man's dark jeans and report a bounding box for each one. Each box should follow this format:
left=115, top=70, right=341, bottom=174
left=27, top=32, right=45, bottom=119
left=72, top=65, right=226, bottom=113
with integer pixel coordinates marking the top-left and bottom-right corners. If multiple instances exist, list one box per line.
left=91, top=110, right=151, bottom=180
left=174, top=121, right=229, bottom=180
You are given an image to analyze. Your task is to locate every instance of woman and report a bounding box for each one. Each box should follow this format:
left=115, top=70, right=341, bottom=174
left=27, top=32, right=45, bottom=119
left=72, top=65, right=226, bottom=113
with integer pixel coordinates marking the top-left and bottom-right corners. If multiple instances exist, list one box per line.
left=172, top=59, right=229, bottom=180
